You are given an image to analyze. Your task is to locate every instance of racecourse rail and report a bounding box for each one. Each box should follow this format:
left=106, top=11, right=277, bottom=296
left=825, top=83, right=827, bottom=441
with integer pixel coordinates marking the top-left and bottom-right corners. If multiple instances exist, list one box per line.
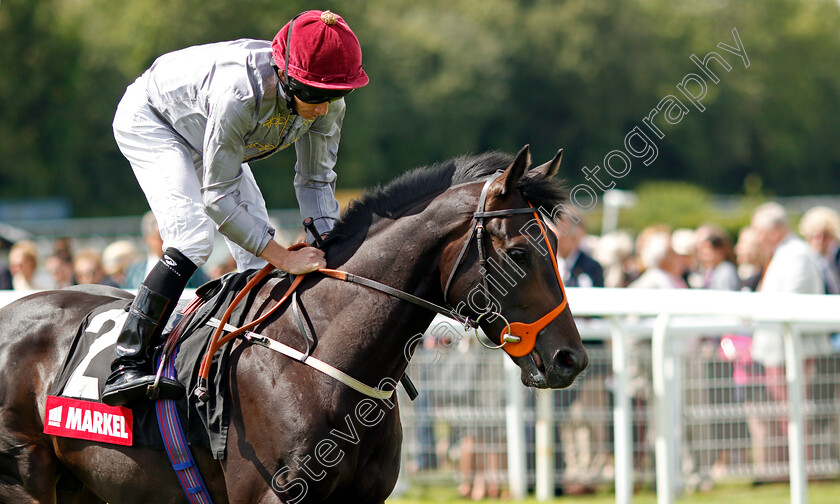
left=540, top=288, right=839, bottom=504
left=2, top=287, right=839, bottom=504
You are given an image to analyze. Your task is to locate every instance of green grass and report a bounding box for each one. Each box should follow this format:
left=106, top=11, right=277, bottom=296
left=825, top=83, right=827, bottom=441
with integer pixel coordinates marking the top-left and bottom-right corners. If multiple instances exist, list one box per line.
left=388, top=480, right=840, bottom=504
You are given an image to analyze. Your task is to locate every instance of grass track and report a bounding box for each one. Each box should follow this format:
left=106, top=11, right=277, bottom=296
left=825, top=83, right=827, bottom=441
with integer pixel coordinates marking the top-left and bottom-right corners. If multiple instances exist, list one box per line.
left=388, top=480, right=840, bottom=503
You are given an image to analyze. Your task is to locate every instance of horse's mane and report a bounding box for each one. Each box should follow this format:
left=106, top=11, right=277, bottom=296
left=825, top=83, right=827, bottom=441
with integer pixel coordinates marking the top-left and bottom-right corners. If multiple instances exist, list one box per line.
left=326, top=151, right=567, bottom=242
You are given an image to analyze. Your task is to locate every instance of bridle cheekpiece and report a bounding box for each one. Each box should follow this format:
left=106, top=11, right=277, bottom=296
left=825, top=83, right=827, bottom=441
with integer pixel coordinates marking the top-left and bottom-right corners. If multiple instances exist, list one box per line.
left=442, top=171, right=569, bottom=357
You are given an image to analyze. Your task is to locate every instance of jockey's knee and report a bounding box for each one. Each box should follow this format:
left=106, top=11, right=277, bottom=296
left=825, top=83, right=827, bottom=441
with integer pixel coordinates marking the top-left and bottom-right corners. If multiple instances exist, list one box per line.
left=164, top=241, right=213, bottom=269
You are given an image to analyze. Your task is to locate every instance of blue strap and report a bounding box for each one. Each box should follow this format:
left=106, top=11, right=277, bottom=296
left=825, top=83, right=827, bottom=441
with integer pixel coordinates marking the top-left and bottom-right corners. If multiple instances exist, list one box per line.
left=155, top=350, right=214, bottom=504
left=172, top=460, right=194, bottom=471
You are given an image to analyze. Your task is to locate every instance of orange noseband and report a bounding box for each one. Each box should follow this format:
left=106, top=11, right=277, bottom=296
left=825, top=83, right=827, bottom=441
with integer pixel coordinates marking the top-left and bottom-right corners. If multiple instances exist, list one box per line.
left=501, top=208, right=569, bottom=357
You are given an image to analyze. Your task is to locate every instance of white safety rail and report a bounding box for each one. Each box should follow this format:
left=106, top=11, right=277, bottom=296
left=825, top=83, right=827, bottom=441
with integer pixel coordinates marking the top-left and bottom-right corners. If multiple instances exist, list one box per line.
left=3, top=288, right=839, bottom=504
left=395, top=288, right=840, bottom=504
left=569, top=288, right=840, bottom=504
left=0, top=290, right=40, bottom=305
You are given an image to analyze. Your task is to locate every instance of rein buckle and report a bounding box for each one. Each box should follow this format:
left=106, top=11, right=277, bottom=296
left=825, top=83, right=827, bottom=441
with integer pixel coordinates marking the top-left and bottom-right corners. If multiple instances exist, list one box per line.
left=503, top=333, right=522, bottom=344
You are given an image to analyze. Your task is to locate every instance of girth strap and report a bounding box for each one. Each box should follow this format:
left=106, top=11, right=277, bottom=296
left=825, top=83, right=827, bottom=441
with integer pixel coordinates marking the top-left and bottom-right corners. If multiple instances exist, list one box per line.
left=195, top=268, right=303, bottom=400
left=206, top=318, right=394, bottom=399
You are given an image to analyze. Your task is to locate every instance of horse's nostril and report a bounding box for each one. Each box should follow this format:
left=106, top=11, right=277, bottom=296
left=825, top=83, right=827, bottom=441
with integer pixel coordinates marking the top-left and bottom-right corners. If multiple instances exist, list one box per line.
left=558, top=350, right=574, bottom=367
left=553, top=348, right=588, bottom=372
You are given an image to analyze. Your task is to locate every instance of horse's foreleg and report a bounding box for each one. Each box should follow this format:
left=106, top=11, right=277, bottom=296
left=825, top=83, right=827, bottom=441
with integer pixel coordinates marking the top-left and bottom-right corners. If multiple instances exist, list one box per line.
left=0, top=441, right=59, bottom=504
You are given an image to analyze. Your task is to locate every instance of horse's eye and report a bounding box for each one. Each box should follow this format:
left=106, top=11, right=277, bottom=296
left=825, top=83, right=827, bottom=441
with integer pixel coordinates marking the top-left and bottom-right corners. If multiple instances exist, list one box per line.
left=507, top=248, right=528, bottom=266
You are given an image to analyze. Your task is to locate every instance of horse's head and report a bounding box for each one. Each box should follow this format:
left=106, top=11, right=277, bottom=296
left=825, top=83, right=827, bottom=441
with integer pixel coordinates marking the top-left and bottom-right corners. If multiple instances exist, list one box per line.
left=442, top=145, right=587, bottom=388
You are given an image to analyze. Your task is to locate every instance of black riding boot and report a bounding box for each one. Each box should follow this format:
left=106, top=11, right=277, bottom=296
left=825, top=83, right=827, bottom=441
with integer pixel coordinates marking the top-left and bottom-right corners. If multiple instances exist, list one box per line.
left=101, top=248, right=197, bottom=406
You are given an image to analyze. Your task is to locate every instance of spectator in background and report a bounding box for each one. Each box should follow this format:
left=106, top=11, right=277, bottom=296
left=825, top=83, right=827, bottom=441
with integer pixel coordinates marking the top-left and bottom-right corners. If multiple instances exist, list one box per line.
left=798, top=206, right=840, bottom=295
left=9, top=240, right=50, bottom=290
left=46, top=253, right=76, bottom=289
left=748, top=202, right=826, bottom=479
left=627, top=229, right=687, bottom=477
left=694, top=224, right=739, bottom=484
left=102, top=240, right=139, bottom=288
left=550, top=211, right=609, bottom=495
left=0, top=261, right=13, bottom=289
left=593, top=230, right=634, bottom=288
left=553, top=211, right=604, bottom=288
left=123, top=212, right=208, bottom=290
left=734, top=227, right=764, bottom=292
left=631, top=230, right=710, bottom=489
left=73, top=250, right=120, bottom=287
left=629, top=230, right=687, bottom=289
left=52, top=237, right=74, bottom=263
left=671, top=228, right=698, bottom=287
left=695, top=224, right=739, bottom=291
left=629, top=224, right=673, bottom=286
left=750, top=202, right=824, bottom=357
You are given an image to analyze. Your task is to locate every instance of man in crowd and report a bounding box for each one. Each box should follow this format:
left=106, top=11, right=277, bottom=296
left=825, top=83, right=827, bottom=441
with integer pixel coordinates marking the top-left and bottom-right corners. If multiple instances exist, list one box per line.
left=748, top=202, right=826, bottom=477
left=798, top=206, right=840, bottom=295
left=551, top=211, right=608, bottom=495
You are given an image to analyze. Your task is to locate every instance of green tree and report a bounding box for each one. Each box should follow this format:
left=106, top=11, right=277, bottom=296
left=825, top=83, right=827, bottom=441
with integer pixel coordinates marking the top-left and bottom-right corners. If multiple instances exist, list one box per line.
left=1, top=0, right=839, bottom=219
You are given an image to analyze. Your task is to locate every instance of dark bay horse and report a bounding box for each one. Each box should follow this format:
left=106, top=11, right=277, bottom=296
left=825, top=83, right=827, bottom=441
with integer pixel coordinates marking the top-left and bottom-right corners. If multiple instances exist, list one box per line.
left=0, top=146, right=587, bottom=503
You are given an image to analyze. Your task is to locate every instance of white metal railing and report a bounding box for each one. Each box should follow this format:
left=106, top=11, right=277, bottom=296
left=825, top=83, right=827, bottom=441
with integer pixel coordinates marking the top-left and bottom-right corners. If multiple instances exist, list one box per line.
left=549, top=288, right=840, bottom=504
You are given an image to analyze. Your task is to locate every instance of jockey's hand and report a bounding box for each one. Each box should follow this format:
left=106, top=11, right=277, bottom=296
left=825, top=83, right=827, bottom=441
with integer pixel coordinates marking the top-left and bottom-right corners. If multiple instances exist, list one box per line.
left=259, top=240, right=326, bottom=275
left=279, top=247, right=326, bottom=274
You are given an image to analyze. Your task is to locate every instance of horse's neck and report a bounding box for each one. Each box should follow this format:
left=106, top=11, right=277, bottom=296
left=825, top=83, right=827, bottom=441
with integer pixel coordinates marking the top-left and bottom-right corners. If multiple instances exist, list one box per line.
left=312, top=196, right=469, bottom=384
left=340, top=192, right=470, bottom=302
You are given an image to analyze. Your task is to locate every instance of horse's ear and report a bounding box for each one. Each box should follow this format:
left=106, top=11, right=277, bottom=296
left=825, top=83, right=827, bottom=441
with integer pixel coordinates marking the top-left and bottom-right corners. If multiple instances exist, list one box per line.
left=530, top=149, right=563, bottom=179
left=491, top=144, right=531, bottom=196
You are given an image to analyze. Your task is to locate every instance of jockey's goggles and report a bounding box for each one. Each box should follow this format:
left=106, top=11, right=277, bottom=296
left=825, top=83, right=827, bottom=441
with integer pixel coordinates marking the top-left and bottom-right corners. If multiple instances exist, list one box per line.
left=288, top=77, right=352, bottom=104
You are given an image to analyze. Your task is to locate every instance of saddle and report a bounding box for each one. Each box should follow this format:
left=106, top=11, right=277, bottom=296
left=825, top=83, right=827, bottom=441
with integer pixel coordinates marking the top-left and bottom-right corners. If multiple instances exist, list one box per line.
left=48, top=269, right=281, bottom=457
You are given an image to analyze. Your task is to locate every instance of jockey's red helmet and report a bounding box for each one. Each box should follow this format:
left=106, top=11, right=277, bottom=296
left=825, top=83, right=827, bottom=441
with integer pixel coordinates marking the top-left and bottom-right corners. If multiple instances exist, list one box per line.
left=272, top=10, right=369, bottom=90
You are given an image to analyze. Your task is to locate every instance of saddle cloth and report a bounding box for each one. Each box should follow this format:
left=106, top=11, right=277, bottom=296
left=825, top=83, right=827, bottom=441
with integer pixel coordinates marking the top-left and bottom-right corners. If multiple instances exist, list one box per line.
left=49, top=269, right=276, bottom=459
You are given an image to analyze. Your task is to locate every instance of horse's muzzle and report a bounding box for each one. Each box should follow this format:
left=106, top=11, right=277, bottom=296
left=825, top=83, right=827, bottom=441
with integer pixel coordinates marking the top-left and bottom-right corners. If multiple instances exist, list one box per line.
left=516, top=342, right=588, bottom=389
left=548, top=346, right=589, bottom=388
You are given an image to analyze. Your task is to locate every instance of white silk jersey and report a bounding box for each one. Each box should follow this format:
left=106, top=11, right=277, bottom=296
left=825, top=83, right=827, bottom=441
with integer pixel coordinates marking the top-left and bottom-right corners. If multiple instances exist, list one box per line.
left=113, top=39, right=343, bottom=268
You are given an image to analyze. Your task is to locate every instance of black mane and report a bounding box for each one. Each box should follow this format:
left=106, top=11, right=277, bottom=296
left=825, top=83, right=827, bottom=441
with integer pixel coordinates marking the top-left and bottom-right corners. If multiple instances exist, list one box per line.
left=326, top=151, right=567, bottom=242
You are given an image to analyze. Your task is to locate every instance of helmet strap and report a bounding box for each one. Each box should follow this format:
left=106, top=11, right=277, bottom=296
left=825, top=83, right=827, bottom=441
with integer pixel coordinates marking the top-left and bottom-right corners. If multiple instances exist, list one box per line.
left=281, top=12, right=307, bottom=116
left=278, top=71, right=298, bottom=116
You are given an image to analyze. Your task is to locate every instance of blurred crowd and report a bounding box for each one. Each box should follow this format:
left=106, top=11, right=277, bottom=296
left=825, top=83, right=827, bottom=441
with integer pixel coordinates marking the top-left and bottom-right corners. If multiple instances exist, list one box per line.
left=4, top=202, right=838, bottom=297
left=585, top=202, right=838, bottom=296
left=0, top=212, right=240, bottom=292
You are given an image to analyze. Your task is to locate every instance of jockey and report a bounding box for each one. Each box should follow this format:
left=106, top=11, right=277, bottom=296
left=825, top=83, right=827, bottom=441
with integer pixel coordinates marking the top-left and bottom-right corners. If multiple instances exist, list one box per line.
left=102, top=10, right=369, bottom=406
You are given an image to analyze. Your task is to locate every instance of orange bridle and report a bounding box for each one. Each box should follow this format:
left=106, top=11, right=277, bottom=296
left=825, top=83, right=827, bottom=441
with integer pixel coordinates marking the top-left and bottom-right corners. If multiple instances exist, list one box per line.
left=499, top=206, right=568, bottom=357
left=441, top=174, right=570, bottom=358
